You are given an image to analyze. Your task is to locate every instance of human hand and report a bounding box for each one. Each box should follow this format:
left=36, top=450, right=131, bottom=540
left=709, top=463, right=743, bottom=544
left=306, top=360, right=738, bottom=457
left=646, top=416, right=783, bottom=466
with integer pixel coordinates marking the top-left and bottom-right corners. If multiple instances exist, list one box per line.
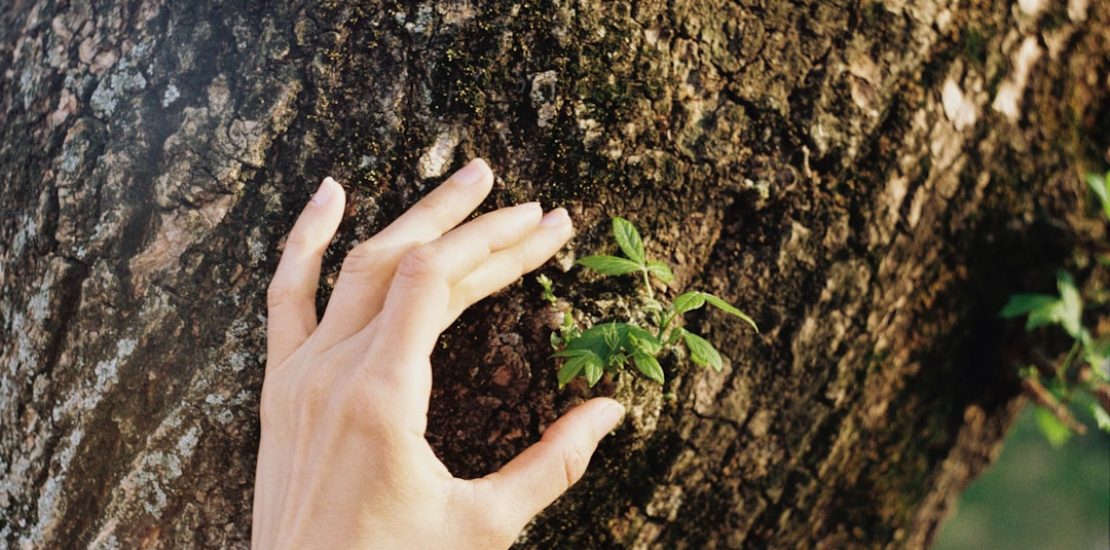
left=252, top=158, right=626, bottom=549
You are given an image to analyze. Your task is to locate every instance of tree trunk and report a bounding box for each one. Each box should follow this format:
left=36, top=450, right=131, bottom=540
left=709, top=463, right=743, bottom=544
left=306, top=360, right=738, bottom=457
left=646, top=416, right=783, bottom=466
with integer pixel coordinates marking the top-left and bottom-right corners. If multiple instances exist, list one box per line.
left=1, top=0, right=1106, bottom=548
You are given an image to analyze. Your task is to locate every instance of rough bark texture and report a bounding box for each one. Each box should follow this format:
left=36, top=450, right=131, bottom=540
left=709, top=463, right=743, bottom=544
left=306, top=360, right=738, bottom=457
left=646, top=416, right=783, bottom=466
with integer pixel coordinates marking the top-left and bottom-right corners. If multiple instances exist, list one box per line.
left=1, top=1, right=1107, bottom=548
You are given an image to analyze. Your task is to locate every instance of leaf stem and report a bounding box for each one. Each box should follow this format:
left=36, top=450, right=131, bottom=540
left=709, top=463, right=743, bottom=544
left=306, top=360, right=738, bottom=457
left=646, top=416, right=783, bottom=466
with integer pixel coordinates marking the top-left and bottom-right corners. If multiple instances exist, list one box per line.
left=641, top=268, right=654, bottom=301
left=657, top=310, right=676, bottom=340
left=1059, top=340, right=1082, bottom=383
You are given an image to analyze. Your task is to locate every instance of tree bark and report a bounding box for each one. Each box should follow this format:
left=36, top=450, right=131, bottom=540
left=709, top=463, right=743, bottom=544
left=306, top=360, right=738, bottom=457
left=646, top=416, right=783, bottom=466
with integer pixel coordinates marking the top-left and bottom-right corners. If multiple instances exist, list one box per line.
left=1, top=1, right=1106, bottom=548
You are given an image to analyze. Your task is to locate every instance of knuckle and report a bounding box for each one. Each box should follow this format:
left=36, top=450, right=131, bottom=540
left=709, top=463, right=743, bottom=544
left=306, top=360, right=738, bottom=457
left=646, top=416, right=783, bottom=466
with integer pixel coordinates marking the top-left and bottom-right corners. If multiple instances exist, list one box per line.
left=472, top=508, right=516, bottom=548
left=414, top=191, right=453, bottom=220
left=561, top=443, right=589, bottom=489
left=283, top=226, right=313, bottom=252
left=266, top=279, right=297, bottom=309
left=294, top=370, right=336, bottom=417
left=396, top=245, right=441, bottom=281
left=340, top=239, right=384, bottom=276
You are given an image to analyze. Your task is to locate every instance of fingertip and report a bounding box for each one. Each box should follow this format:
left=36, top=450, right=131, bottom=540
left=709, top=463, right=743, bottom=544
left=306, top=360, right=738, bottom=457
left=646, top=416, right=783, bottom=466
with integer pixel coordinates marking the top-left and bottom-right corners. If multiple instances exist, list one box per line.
left=471, top=157, right=490, bottom=174
left=310, top=176, right=346, bottom=210
left=539, top=207, right=571, bottom=228
left=584, top=397, right=625, bottom=436
left=326, top=176, right=347, bottom=203
left=452, top=157, right=495, bottom=190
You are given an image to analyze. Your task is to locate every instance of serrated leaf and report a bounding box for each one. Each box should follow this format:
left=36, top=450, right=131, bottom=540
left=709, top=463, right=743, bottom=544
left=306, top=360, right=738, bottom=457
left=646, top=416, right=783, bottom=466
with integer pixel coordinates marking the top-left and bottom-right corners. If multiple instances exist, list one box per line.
left=999, top=293, right=1059, bottom=318
left=612, top=216, right=646, bottom=264
left=646, top=261, right=674, bottom=284
left=633, top=351, right=665, bottom=383
left=673, top=291, right=706, bottom=314
left=702, top=293, right=759, bottom=332
left=682, top=329, right=724, bottom=372
left=576, top=255, right=643, bottom=276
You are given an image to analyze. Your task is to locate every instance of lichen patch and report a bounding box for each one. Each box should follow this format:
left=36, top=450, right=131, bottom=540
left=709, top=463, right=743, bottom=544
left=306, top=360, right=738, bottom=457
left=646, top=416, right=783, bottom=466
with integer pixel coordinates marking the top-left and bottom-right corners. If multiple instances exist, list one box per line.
left=416, top=125, right=463, bottom=179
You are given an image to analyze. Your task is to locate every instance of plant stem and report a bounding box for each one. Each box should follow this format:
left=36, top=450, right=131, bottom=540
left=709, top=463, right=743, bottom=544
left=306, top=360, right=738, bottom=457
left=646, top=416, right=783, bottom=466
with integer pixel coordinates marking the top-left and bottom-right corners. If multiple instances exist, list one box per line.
left=657, top=310, right=676, bottom=340
left=1059, top=340, right=1082, bottom=382
left=641, top=268, right=654, bottom=301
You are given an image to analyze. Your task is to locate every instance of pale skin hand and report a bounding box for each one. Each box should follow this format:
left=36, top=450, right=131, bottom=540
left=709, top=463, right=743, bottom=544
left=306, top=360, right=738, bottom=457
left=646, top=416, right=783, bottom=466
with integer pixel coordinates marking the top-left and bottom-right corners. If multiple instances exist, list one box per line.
left=252, top=158, right=625, bottom=549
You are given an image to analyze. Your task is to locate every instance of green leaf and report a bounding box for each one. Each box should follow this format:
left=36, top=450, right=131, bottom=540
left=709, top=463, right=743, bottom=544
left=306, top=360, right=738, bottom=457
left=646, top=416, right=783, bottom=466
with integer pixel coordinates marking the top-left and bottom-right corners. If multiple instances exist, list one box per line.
left=1025, top=301, right=1064, bottom=331
left=673, top=291, right=706, bottom=314
left=682, top=329, right=724, bottom=372
left=1083, top=339, right=1110, bottom=381
left=702, top=293, right=759, bottom=332
left=1056, top=271, right=1083, bottom=338
left=612, top=216, right=646, bottom=264
left=563, top=322, right=663, bottom=379
left=607, top=352, right=630, bottom=369
left=552, top=348, right=593, bottom=359
left=633, top=351, right=665, bottom=383
left=576, top=255, right=643, bottom=276
left=562, top=311, right=575, bottom=329
left=1086, top=171, right=1110, bottom=221
left=565, top=325, right=614, bottom=357
left=556, top=351, right=587, bottom=387
left=566, top=323, right=625, bottom=365
left=646, top=260, right=674, bottom=284
left=584, top=357, right=604, bottom=387
left=999, top=293, right=1059, bottom=318
left=555, top=349, right=603, bottom=388
left=627, top=325, right=663, bottom=354
left=603, top=322, right=621, bottom=350
left=1092, top=403, right=1110, bottom=433
left=1033, top=407, right=1072, bottom=448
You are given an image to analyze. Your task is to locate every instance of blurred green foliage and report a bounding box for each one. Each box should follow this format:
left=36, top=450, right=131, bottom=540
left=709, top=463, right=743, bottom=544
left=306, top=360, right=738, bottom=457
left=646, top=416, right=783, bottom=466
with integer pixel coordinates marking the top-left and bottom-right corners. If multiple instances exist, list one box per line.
left=935, top=407, right=1109, bottom=550
left=1000, top=171, right=1110, bottom=445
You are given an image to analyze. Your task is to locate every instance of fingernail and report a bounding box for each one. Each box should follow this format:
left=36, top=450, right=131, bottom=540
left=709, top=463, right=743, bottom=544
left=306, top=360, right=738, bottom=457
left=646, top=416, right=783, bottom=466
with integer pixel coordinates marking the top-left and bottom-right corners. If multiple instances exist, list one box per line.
left=593, top=401, right=625, bottom=434
left=311, top=177, right=335, bottom=206
left=540, top=208, right=569, bottom=227
left=453, top=158, right=488, bottom=186
left=521, top=201, right=542, bottom=213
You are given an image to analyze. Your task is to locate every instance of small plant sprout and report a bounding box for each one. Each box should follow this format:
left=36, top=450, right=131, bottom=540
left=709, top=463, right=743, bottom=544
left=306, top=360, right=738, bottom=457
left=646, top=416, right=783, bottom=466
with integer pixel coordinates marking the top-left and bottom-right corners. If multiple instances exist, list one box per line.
left=1002, top=270, right=1110, bottom=445
left=541, top=216, right=758, bottom=389
left=536, top=274, right=557, bottom=304
left=1000, top=170, right=1110, bottom=446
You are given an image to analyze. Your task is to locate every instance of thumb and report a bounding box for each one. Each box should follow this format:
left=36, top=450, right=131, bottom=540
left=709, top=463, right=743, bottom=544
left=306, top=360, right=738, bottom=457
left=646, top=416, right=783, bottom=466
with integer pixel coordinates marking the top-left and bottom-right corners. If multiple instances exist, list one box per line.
left=476, top=398, right=625, bottom=527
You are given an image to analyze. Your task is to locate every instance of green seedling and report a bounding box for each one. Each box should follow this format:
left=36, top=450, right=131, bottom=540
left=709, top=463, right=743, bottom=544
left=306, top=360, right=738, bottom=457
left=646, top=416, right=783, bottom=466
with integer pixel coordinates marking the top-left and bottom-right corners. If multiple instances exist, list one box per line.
left=542, top=216, right=758, bottom=388
left=537, top=274, right=557, bottom=304
left=1000, top=171, right=1110, bottom=445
